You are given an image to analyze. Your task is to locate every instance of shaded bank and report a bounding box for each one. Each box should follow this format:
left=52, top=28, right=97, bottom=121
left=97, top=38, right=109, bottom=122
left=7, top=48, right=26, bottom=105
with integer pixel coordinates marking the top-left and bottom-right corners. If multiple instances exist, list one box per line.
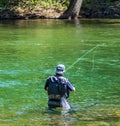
left=81, top=0, right=120, bottom=18
left=0, top=1, right=120, bottom=19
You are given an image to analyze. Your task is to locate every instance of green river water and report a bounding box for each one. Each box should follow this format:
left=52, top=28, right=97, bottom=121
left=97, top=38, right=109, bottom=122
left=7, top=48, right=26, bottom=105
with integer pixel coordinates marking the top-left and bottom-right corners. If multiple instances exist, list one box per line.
left=0, top=19, right=120, bottom=126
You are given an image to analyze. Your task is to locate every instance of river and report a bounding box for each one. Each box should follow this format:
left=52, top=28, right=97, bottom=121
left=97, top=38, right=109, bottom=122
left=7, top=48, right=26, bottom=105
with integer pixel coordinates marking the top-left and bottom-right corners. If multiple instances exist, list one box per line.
left=0, top=19, right=120, bottom=126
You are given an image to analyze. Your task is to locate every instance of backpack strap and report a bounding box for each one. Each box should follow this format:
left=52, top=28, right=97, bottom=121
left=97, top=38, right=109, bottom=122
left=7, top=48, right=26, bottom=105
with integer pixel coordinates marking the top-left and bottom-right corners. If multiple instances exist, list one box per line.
left=50, top=76, right=58, bottom=83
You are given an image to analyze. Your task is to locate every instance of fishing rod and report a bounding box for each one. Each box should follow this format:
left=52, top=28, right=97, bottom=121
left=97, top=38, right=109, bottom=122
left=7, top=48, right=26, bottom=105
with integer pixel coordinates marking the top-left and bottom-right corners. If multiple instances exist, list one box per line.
left=66, top=44, right=100, bottom=71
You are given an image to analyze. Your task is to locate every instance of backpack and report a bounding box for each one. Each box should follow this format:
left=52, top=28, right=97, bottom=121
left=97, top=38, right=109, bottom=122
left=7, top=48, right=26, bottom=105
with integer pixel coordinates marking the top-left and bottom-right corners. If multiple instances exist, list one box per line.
left=48, top=76, right=67, bottom=98
left=57, top=77, right=67, bottom=97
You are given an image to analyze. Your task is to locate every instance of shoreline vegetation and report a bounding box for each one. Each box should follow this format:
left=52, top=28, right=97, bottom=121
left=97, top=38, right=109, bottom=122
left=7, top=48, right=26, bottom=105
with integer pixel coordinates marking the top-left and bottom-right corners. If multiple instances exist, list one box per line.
left=0, top=0, right=120, bottom=19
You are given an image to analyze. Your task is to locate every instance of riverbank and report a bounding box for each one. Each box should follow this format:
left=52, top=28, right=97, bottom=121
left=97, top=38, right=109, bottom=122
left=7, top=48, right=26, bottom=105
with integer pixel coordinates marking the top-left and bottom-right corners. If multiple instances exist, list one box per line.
left=0, top=1, right=65, bottom=19
left=0, top=1, right=120, bottom=19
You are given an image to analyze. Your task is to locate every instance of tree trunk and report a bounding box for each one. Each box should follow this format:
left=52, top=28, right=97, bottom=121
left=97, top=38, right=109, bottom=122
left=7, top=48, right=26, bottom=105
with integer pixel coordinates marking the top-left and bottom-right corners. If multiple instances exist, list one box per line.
left=59, top=0, right=83, bottom=19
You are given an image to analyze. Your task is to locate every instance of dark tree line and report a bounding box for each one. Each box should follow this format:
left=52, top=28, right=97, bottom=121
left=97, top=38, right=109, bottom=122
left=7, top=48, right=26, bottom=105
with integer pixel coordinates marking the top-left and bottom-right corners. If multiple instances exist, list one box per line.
left=0, top=0, right=119, bottom=19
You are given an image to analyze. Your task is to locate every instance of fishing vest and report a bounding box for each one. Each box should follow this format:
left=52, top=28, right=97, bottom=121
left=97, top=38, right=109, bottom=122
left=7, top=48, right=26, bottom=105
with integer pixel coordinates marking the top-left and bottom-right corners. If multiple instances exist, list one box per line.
left=48, top=76, right=68, bottom=100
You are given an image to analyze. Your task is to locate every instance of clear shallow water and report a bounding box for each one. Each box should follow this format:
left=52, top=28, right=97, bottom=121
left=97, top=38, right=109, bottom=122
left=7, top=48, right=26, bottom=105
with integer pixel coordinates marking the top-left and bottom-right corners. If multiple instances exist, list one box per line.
left=0, top=19, right=120, bottom=126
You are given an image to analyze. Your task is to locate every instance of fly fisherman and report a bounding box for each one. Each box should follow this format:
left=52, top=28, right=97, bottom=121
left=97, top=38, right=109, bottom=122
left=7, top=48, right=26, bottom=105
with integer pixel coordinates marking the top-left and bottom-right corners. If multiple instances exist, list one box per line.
left=44, top=64, right=75, bottom=110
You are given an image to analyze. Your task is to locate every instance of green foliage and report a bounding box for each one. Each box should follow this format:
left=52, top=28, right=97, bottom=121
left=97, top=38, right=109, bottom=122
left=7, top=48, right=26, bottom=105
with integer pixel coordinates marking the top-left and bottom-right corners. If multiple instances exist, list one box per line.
left=31, top=0, right=35, bottom=2
left=0, top=0, right=68, bottom=9
left=83, top=0, right=117, bottom=3
left=0, top=0, right=117, bottom=8
left=0, top=0, right=3, bottom=6
left=0, top=0, right=20, bottom=7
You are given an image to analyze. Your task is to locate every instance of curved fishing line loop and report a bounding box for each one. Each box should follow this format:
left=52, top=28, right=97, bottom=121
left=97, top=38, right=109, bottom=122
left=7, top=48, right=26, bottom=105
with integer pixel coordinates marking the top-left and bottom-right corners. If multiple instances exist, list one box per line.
left=66, top=44, right=100, bottom=72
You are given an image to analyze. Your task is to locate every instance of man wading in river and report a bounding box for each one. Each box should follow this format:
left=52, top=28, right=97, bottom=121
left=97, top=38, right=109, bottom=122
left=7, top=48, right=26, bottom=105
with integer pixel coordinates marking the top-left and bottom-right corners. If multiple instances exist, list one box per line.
left=44, top=64, right=75, bottom=110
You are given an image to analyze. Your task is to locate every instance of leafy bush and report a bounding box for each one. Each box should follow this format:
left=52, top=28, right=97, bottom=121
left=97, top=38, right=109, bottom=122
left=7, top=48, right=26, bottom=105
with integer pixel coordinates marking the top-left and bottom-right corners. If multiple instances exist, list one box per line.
left=0, top=0, right=118, bottom=8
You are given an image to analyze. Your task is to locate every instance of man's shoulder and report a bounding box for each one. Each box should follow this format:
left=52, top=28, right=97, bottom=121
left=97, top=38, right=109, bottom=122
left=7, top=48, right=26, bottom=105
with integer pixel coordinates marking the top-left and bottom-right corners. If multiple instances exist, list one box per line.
left=59, top=76, right=67, bottom=80
left=57, top=76, right=68, bottom=84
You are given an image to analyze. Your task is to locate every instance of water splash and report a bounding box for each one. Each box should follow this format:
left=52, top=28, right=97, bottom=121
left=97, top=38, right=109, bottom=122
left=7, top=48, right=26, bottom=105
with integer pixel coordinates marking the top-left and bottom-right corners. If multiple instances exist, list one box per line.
left=61, top=97, right=71, bottom=116
left=61, top=97, right=71, bottom=110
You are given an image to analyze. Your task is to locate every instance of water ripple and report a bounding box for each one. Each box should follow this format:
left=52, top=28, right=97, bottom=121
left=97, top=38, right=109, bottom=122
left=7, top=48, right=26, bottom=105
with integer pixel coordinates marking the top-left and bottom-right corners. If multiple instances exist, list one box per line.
left=0, top=80, right=22, bottom=87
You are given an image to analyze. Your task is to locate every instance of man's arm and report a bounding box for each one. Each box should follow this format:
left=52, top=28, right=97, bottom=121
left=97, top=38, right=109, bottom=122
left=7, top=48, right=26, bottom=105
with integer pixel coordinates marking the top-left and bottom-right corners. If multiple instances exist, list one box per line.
left=67, top=80, right=75, bottom=91
left=44, top=79, right=49, bottom=91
